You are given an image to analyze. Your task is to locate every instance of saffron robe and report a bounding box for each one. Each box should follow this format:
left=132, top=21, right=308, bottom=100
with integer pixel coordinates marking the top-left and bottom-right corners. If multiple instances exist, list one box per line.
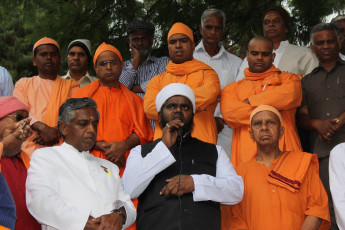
left=221, top=65, right=302, bottom=167
left=72, top=80, right=153, bottom=175
left=144, top=59, right=220, bottom=144
left=225, top=151, right=330, bottom=230
left=13, top=76, right=78, bottom=167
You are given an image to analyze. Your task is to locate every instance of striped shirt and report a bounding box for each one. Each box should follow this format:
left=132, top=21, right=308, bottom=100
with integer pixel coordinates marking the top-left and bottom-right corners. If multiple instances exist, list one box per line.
left=119, top=56, right=169, bottom=98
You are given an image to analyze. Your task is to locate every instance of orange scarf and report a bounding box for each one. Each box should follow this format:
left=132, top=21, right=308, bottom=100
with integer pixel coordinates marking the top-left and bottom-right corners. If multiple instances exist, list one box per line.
left=166, top=59, right=213, bottom=76
left=244, top=65, right=281, bottom=81
left=267, top=151, right=317, bottom=192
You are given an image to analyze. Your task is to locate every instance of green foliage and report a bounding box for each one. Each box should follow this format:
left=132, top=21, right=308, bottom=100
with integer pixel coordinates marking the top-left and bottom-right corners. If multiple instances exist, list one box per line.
left=0, top=0, right=344, bottom=83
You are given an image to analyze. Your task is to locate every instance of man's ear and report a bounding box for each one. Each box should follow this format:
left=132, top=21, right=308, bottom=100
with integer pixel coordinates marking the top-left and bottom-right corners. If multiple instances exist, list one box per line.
left=310, top=42, right=315, bottom=53
left=279, top=125, right=285, bottom=139
left=59, top=122, right=68, bottom=138
left=32, top=56, right=37, bottom=67
left=272, top=53, right=276, bottom=63
left=249, top=129, right=255, bottom=141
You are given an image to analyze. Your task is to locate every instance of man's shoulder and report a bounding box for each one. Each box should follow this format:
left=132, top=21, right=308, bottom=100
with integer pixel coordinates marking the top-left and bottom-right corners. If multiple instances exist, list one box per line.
left=285, top=43, right=311, bottom=53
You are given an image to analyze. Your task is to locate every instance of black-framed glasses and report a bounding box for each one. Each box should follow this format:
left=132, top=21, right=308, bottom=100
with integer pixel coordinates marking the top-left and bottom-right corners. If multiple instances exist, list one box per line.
left=6, top=114, right=27, bottom=122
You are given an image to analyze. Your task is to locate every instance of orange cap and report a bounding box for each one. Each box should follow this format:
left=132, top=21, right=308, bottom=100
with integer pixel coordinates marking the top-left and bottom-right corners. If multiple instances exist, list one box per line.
left=167, top=22, right=194, bottom=42
left=33, top=37, right=60, bottom=54
left=93, top=42, right=123, bottom=66
left=249, top=105, right=282, bottom=126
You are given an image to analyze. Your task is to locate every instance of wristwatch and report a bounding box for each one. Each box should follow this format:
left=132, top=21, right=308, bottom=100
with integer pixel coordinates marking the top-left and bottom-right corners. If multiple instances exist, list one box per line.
left=112, top=208, right=126, bottom=224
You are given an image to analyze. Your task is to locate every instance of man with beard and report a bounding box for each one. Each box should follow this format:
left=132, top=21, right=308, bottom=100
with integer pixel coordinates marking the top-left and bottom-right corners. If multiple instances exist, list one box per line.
left=26, top=97, right=136, bottom=230
left=119, top=20, right=169, bottom=99
left=13, top=37, right=79, bottom=167
left=331, top=15, right=345, bottom=61
left=297, top=23, right=345, bottom=229
left=122, top=83, right=244, bottom=230
left=236, top=5, right=318, bottom=80
left=62, top=39, right=98, bottom=87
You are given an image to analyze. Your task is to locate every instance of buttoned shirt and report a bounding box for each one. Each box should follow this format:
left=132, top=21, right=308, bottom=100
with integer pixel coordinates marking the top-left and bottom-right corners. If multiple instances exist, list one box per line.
left=0, top=66, right=14, bottom=96
left=194, top=41, right=242, bottom=157
left=301, top=59, right=345, bottom=157
left=62, top=71, right=98, bottom=87
left=119, top=56, right=169, bottom=98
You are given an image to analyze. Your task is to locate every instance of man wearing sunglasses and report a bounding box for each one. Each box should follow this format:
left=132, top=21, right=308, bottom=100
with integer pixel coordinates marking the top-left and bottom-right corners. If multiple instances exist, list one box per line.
left=0, top=96, right=40, bottom=230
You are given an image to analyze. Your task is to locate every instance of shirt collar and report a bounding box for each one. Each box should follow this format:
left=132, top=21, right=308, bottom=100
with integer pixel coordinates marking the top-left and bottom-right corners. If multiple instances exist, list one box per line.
left=312, top=58, right=345, bottom=74
left=195, top=41, right=227, bottom=58
left=274, top=40, right=289, bottom=53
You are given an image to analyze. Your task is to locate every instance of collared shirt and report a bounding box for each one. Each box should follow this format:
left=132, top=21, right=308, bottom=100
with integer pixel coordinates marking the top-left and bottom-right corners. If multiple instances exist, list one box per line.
left=339, top=52, right=345, bottom=61
left=119, top=55, right=170, bottom=98
left=0, top=66, right=14, bottom=96
left=62, top=71, right=98, bottom=87
left=26, top=142, right=136, bottom=230
left=301, top=59, right=345, bottom=157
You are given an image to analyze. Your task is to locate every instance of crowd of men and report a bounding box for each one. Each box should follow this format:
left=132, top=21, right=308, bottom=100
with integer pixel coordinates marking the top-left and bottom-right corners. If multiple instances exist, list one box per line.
left=1, top=4, right=345, bottom=230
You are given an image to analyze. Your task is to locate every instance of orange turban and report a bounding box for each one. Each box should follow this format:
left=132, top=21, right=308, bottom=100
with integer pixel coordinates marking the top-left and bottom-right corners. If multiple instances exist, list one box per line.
left=33, top=37, right=60, bottom=54
left=93, top=42, right=123, bottom=66
left=249, top=105, right=282, bottom=126
left=167, top=22, right=194, bottom=42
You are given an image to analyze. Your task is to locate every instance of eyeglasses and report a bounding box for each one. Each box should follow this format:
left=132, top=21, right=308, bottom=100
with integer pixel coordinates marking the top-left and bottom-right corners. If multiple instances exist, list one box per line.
left=6, top=114, right=27, bottom=122
left=99, top=60, right=118, bottom=66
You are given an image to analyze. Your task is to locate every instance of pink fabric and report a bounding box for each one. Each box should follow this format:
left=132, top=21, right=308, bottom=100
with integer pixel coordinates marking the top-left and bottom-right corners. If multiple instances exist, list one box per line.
left=0, top=97, right=28, bottom=119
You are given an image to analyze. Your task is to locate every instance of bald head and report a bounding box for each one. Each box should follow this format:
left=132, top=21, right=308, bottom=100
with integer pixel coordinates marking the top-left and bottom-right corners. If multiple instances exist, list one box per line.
left=246, top=36, right=275, bottom=73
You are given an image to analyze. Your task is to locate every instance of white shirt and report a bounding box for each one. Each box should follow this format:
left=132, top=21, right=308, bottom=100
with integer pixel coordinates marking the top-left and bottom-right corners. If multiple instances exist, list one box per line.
left=330, top=143, right=345, bottom=230
left=194, top=42, right=242, bottom=157
left=0, top=66, right=14, bottom=96
left=340, top=53, right=345, bottom=61
left=122, top=140, right=244, bottom=205
left=26, top=142, right=136, bottom=230
left=236, top=40, right=289, bottom=80
left=62, top=71, right=98, bottom=87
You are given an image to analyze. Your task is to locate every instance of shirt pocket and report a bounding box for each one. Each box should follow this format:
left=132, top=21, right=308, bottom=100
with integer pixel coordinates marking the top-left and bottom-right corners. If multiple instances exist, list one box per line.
left=306, top=86, right=322, bottom=106
left=337, top=77, right=345, bottom=98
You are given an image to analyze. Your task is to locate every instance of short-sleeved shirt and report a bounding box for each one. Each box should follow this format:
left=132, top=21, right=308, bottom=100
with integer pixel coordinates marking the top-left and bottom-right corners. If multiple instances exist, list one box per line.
left=301, top=59, right=345, bottom=157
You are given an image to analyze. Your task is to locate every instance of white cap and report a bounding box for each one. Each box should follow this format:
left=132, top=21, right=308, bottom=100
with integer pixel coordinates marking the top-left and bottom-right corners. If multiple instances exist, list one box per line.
left=155, top=83, right=195, bottom=113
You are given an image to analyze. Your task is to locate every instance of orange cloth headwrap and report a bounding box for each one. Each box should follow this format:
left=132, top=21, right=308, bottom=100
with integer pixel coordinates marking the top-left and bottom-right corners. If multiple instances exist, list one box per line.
left=33, top=37, right=60, bottom=54
left=249, top=105, right=282, bottom=126
left=167, top=22, right=194, bottom=42
left=93, top=42, right=123, bottom=66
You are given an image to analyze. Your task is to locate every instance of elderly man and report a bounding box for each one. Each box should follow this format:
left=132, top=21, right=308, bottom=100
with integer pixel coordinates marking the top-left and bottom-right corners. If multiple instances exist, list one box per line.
left=0, top=97, right=40, bottom=230
left=26, top=97, right=136, bottom=230
left=144, top=22, right=220, bottom=145
left=13, top=37, right=79, bottom=167
left=297, top=23, right=345, bottom=229
left=62, top=39, right=98, bottom=87
left=221, top=36, right=302, bottom=167
left=331, top=15, right=345, bottom=61
left=194, top=8, right=242, bottom=157
left=123, top=83, right=243, bottom=230
left=227, top=105, right=330, bottom=230
left=237, top=5, right=318, bottom=80
left=0, top=107, right=32, bottom=230
left=119, top=20, right=169, bottom=98
left=72, top=42, right=153, bottom=175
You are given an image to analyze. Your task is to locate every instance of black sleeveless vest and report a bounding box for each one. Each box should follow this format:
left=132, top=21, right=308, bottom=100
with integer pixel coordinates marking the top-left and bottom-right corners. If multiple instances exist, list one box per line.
left=137, top=136, right=220, bottom=230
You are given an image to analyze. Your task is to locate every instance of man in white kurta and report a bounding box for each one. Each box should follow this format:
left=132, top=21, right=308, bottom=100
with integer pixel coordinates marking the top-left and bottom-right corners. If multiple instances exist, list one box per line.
left=26, top=97, right=136, bottom=230
left=122, top=83, right=243, bottom=230
left=329, top=143, right=345, bottom=229
left=194, top=9, right=242, bottom=157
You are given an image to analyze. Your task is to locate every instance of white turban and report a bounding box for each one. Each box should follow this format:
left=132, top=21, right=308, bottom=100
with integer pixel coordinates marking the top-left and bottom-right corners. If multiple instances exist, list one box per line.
left=155, top=83, right=195, bottom=113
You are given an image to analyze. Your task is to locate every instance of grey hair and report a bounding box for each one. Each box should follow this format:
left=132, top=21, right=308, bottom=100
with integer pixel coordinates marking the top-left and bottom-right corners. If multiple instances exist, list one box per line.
left=201, top=8, right=226, bottom=28
left=310, top=23, right=339, bottom=45
left=58, top=97, right=99, bottom=138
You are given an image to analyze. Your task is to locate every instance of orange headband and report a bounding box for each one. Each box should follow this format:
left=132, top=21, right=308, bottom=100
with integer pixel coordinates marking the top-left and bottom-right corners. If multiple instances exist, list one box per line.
left=33, top=37, right=60, bottom=54
left=93, top=42, right=123, bottom=66
left=250, top=105, right=282, bottom=126
left=167, top=22, right=194, bottom=42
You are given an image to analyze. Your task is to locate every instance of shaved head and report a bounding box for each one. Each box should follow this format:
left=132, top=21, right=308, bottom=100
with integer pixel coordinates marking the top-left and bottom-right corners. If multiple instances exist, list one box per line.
left=248, top=36, right=274, bottom=52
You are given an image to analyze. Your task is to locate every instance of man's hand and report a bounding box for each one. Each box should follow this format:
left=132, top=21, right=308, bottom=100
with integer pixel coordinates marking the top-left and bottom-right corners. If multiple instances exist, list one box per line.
left=313, top=119, right=338, bottom=142
left=215, top=117, right=225, bottom=134
left=130, top=45, right=141, bottom=70
left=162, top=119, right=184, bottom=148
left=84, top=216, right=99, bottom=230
left=1, top=118, right=32, bottom=156
left=92, top=212, right=124, bottom=230
left=31, top=121, right=60, bottom=146
left=102, top=142, right=128, bottom=168
left=243, top=99, right=250, bottom=104
left=131, top=84, right=144, bottom=93
left=160, top=175, right=194, bottom=197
